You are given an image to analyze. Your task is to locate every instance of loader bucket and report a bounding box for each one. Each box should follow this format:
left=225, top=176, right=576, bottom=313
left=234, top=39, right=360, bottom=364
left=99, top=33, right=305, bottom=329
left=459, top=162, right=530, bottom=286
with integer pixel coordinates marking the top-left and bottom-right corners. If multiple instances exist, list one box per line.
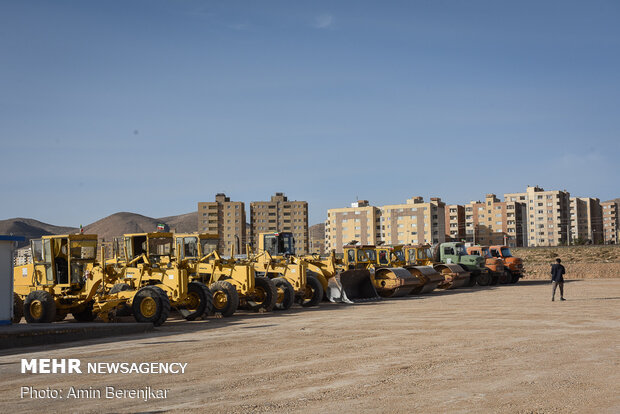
left=435, top=264, right=470, bottom=289
left=327, top=269, right=380, bottom=303
left=405, top=265, right=444, bottom=294
left=374, top=267, right=422, bottom=298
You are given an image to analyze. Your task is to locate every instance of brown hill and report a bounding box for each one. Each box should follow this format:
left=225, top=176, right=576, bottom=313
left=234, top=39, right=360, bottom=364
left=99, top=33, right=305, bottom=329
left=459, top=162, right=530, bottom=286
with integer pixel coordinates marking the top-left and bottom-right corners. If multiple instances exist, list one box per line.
left=0, top=218, right=77, bottom=247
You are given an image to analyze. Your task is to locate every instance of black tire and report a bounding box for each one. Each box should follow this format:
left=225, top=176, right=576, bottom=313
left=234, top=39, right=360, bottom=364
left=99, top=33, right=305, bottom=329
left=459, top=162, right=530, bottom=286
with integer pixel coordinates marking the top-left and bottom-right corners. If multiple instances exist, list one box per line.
left=209, top=281, right=239, bottom=317
left=132, top=286, right=171, bottom=326
left=490, top=273, right=499, bottom=285
left=109, top=283, right=133, bottom=316
left=246, top=276, right=277, bottom=312
left=72, top=301, right=97, bottom=322
left=183, top=282, right=213, bottom=320
left=477, top=271, right=491, bottom=286
left=24, top=290, right=56, bottom=323
left=273, top=277, right=295, bottom=311
left=298, top=274, right=324, bottom=308
left=12, top=293, right=23, bottom=323
left=510, top=272, right=520, bottom=284
left=499, top=270, right=512, bottom=285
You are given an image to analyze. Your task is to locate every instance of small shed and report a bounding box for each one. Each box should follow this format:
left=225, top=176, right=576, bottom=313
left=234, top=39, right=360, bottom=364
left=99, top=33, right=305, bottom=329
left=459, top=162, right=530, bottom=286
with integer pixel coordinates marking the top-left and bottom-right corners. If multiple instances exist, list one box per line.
left=0, top=235, right=25, bottom=325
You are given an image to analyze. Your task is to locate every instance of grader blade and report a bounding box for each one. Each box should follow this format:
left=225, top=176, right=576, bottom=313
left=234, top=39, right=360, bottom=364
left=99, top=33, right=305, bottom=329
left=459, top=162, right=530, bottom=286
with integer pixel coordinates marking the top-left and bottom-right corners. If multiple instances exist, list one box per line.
left=327, top=269, right=379, bottom=303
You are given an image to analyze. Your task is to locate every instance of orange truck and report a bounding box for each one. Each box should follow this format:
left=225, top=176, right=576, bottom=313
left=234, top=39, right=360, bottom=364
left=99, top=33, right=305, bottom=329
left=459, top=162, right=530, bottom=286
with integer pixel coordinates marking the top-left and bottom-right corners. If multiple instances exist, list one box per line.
left=466, top=246, right=508, bottom=285
left=489, top=245, right=524, bottom=284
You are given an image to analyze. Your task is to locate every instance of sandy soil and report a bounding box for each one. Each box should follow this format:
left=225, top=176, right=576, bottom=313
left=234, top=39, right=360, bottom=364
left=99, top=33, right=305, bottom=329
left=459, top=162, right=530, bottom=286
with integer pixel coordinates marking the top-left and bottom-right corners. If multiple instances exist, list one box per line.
left=1, top=279, right=619, bottom=413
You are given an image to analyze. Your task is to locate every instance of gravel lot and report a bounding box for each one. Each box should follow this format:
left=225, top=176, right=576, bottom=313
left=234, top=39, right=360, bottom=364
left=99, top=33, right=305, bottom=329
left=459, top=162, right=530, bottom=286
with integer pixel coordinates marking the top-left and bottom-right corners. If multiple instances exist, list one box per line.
left=1, top=279, right=619, bottom=413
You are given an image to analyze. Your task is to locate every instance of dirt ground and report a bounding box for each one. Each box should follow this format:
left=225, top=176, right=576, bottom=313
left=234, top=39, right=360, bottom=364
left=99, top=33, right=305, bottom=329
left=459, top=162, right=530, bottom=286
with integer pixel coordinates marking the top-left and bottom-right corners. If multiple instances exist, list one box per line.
left=1, top=279, right=619, bottom=413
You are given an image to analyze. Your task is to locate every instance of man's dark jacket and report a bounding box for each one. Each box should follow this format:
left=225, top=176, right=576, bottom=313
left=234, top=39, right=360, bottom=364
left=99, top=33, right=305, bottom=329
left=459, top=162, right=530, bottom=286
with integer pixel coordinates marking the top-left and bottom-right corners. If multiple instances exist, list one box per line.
left=551, top=263, right=565, bottom=282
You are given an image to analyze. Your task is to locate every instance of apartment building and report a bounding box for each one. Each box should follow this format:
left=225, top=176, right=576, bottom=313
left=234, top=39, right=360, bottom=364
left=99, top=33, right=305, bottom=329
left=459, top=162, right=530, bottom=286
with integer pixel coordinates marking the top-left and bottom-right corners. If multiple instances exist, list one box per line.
left=463, top=194, right=525, bottom=247
left=197, top=193, right=247, bottom=253
left=445, top=204, right=465, bottom=241
left=325, top=197, right=446, bottom=253
left=309, top=223, right=326, bottom=255
left=250, top=193, right=309, bottom=254
left=504, top=186, right=571, bottom=247
left=570, top=197, right=603, bottom=244
left=602, top=201, right=619, bottom=244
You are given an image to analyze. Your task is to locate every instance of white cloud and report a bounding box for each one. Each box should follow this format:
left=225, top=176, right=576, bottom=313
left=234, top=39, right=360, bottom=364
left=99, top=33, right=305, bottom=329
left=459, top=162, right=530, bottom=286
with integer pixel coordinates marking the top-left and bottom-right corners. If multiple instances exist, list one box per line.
left=313, top=13, right=334, bottom=29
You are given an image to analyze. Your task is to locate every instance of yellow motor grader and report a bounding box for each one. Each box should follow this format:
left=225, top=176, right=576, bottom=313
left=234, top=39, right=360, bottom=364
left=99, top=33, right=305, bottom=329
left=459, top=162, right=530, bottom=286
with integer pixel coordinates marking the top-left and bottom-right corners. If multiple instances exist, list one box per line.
left=13, top=234, right=171, bottom=325
left=388, top=245, right=445, bottom=294
left=173, top=233, right=277, bottom=316
left=107, top=232, right=213, bottom=321
left=341, top=245, right=421, bottom=298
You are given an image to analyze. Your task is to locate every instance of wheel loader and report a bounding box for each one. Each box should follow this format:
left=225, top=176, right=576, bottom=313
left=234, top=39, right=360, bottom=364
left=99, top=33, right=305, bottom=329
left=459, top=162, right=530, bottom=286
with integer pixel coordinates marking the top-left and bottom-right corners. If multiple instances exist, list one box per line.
left=404, top=244, right=470, bottom=289
left=466, top=246, right=507, bottom=285
left=489, top=245, right=524, bottom=284
left=389, top=245, right=445, bottom=293
left=342, top=245, right=421, bottom=298
left=434, top=242, right=488, bottom=287
left=107, top=232, right=213, bottom=321
left=13, top=234, right=171, bottom=326
left=301, top=251, right=380, bottom=303
left=174, top=233, right=277, bottom=316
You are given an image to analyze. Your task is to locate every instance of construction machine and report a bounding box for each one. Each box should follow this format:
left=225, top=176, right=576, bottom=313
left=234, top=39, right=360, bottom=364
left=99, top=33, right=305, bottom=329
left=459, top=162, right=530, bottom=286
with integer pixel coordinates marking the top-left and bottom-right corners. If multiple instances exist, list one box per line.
left=174, top=233, right=276, bottom=316
left=342, top=244, right=421, bottom=297
left=489, top=245, right=524, bottom=284
left=13, top=234, right=171, bottom=326
left=466, top=246, right=507, bottom=285
left=434, top=242, right=488, bottom=287
left=389, top=245, right=445, bottom=293
left=107, top=232, right=213, bottom=321
left=397, top=244, right=469, bottom=289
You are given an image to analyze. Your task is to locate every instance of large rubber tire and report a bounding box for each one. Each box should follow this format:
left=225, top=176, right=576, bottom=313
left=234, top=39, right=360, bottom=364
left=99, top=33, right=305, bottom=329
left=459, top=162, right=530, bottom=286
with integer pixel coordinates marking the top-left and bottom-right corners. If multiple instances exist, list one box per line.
left=298, top=274, right=324, bottom=308
left=499, top=270, right=511, bottom=285
left=183, top=282, right=213, bottom=320
left=273, top=277, right=295, bottom=311
left=477, top=271, right=491, bottom=286
left=109, top=283, right=133, bottom=316
left=12, top=293, right=23, bottom=323
left=132, top=286, right=171, bottom=326
left=24, top=290, right=56, bottom=323
left=510, top=272, right=520, bottom=284
left=490, top=273, right=499, bottom=285
left=246, top=276, right=277, bottom=312
left=209, top=281, right=239, bottom=317
left=72, top=301, right=97, bottom=322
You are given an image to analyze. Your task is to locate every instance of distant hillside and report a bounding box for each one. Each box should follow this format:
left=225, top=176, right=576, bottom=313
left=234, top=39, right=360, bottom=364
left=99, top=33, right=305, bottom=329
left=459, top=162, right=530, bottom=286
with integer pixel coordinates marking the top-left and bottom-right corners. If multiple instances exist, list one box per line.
left=0, top=218, right=77, bottom=247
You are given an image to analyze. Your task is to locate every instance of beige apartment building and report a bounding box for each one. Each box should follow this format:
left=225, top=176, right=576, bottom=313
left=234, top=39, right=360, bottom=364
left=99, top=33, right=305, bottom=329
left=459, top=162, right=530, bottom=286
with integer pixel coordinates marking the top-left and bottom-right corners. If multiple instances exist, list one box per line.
left=250, top=192, right=309, bottom=254
left=309, top=223, right=326, bottom=255
left=463, top=194, right=525, bottom=247
left=570, top=197, right=603, bottom=244
left=504, top=186, right=571, bottom=247
left=602, top=201, right=619, bottom=244
left=325, top=197, right=446, bottom=253
left=197, top=193, right=247, bottom=253
left=445, top=204, right=466, bottom=241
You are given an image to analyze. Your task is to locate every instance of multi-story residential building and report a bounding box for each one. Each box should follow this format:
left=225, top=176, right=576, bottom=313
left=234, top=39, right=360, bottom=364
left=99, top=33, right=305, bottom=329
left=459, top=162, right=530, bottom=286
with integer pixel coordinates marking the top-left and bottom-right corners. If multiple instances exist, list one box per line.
left=197, top=193, right=247, bottom=253
left=325, top=197, right=446, bottom=253
left=504, top=186, right=571, bottom=247
left=309, top=223, right=326, bottom=255
left=602, top=201, right=619, bottom=244
left=570, top=197, right=603, bottom=244
left=250, top=192, right=309, bottom=254
left=445, top=204, right=465, bottom=241
left=463, top=194, right=525, bottom=247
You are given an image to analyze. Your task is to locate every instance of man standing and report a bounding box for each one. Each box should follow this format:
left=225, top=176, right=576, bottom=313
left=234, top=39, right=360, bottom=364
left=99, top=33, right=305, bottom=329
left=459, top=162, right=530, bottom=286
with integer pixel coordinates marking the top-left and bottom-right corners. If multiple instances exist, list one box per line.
left=551, top=258, right=566, bottom=301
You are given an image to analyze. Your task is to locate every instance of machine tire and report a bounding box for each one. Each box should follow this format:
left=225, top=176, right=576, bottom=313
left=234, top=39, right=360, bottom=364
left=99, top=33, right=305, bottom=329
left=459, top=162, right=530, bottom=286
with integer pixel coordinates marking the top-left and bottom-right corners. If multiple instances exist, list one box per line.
left=499, top=270, right=511, bottom=284
left=510, top=272, right=520, bottom=284
left=72, top=301, right=97, bottom=322
left=298, top=274, right=324, bottom=308
left=12, top=293, right=23, bottom=323
left=273, top=277, right=295, bottom=311
left=247, top=276, right=277, bottom=312
left=477, top=272, right=491, bottom=286
left=132, top=286, right=171, bottom=326
left=110, top=283, right=133, bottom=316
left=209, top=281, right=239, bottom=317
left=24, top=290, right=56, bottom=323
left=183, top=282, right=213, bottom=320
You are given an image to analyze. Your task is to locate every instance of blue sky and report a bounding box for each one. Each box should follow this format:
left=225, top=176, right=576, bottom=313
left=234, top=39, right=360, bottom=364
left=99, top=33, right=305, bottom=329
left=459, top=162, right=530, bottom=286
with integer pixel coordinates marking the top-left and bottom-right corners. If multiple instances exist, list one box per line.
left=1, top=0, right=619, bottom=226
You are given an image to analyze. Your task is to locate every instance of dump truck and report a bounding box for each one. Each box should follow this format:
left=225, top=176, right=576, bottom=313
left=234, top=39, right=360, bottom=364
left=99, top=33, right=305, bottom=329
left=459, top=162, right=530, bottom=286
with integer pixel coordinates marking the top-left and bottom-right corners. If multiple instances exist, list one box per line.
left=402, top=244, right=470, bottom=289
left=466, top=246, right=507, bottom=285
left=107, top=232, right=213, bottom=321
left=434, top=242, right=487, bottom=287
left=13, top=234, right=171, bottom=325
left=174, top=233, right=277, bottom=316
left=342, top=245, right=421, bottom=297
left=489, top=245, right=524, bottom=284
left=250, top=232, right=323, bottom=310
left=389, top=245, right=445, bottom=293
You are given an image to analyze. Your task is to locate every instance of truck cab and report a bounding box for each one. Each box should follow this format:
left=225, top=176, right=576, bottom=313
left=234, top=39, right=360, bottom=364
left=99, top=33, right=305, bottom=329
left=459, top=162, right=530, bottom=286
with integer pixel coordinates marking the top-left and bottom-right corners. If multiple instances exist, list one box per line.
left=489, top=245, right=524, bottom=283
left=466, top=245, right=505, bottom=285
left=438, top=242, right=487, bottom=287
